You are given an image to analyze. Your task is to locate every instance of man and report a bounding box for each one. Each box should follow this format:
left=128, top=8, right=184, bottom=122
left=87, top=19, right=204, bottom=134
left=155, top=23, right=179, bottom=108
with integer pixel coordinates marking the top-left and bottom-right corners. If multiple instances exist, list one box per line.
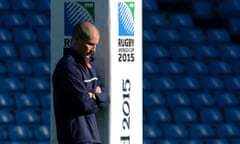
left=52, top=21, right=110, bottom=144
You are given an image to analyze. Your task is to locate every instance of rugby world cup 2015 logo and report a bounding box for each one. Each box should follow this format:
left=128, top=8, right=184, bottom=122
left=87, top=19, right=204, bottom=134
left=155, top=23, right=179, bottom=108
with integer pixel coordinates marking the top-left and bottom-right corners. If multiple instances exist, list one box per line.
left=64, top=1, right=95, bottom=36
left=118, top=2, right=135, bottom=36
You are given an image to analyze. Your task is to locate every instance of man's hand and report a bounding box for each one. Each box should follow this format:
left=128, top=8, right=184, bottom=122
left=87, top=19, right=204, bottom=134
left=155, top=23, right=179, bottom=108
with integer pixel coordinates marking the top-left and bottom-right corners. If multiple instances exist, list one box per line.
left=88, top=86, right=102, bottom=100
left=95, top=86, right=102, bottom=94
left=88, top=92, right=96, bottom=100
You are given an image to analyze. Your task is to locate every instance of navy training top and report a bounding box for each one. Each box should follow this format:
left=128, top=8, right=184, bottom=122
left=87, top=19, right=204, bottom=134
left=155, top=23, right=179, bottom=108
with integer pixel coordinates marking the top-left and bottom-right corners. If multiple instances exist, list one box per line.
left=52, top=49, right=110, bottom=144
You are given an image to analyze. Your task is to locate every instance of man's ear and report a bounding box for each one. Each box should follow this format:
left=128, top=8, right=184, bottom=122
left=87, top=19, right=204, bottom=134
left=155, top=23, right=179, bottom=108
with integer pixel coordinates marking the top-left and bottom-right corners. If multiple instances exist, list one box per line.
left=71, top=36, right=79, bottom=46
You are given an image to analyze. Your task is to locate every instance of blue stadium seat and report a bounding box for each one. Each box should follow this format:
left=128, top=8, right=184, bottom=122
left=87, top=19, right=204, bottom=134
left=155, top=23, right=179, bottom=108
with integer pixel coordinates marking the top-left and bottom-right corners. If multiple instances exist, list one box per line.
left=26, top=13, right=49, bottom=27
left=218, top=44, right=240, bottom=59
left=0, top=109, right=14, bottom=123
left=3, top=142, right=35, bottom=144
left=33, top=125, right=50, bottom=140
left=156, top=28, right=181, bottom=43
left=192, top=44, right=218, bottom=59
left=144, top=124, right=162, bottom=139
left=7, top=60, right=32, bottom=76
left=24, top=78, right=50, bottom=92
left=190, top=124, right=216, bottom=138
left=32, top=60, right=50, bottom=76
left=214, top=92, right=239, bottom=107
left=11, top=0, right=35, bottom=11
left=143, top=0, right=159, bottom=11
left=13, top=28, right=37, bottom=43
left=14, top=93, right=40, bottom=108
left=39, top=93, right=50, bottom=108
left=0, top=43, right=17, bottom=59
left=158, top=61, right=185, bottom=75
left=41, top=109, right=50, bottom=124
left=143, top=111, right=146, bottom=123
left=232, top=61, right=240, bottom=75
left=144, top=12, right=167, bottom=28
left=15, top=109, right=40, bottom=124
left=143, top=77, right=151, bottom=91
left=216, top=124, right=240, bottom=138
left=157, top=0, right=178, bottom=3
left=143, top=44, right=169, bottom=59
left=206, top=29, right=231, bottom=43
left=35, top=0, right=50, bottom=12
left=37, top=28, right=50, bottom=44
left=229, top=17, right=240, bottom=35
left=0, top=77, right=24, bottom=92
left=224, top=107, right=240, bottom=122
left=0, top=126, right=8, bottom=140
left=218, top=0, right=240, bottom=17
left=224, top=76, right=240, bottom=90
left=143, top=139, right=155, bottom=144
left=152, top=77, right=176, bottom=91
left=169, top=13, right=193, bottom=27
left=200, top=76, right=224, bottom=90
left=176, top=77, right=200, bottom=90
left=208, top=61, right=232, bottom=75
left=156, top=140, right=178, bottom=144
left=19, top=43, right=43, bottom=60
left=163, top=124, right=189, bottom=139
left=200, top=108, right=223, bottom=122
left=184, top=61, right=208, bottom=74
left=232, top=139, right=240, bottom=144
left=174, top=108, right=197, bottom=123
left=0, top=93, right=14, bottom=107
left=44, top=44, right=50, bottom=60
left=144, top=92, right=166, bottom=107
left=192, top=1, right=214, bottom=19
left=143, top=29, right=157, bottom=42
left=2, top=13, right=26, bottom=27
left=168, top=44, right=193, bottom=59
left=0, top=28, right=13, bottom=41
left=206, top=139, right=228, bottom=144
left=0, top=62, right=6, bottom=75
left=35, top=142, right=50, bottom=144
left=148, top=108, right=172, bottom=123
left=0, top=0, right=10, bottom=11
left=180, top=28, right=205, bottom=43
left=143, top=61, right=160, bottom=74
left=8, top=125, right=33, bottom=140
left=190, top=92, right=215, bottom=108
left=181, top=140, right=203, bottom=144
left=166, top=92, right=190, bottom=107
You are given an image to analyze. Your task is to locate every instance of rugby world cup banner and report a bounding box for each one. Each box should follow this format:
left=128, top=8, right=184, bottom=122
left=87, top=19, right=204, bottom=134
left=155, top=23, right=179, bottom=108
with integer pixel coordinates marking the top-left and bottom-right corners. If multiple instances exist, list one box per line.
left=64, top=1, right=95, bottom=48
left=51, top=1, right=109, bottom=144
left=51, top=0, right=142, bottom=143
left=109, top=1, right=142, bottom=144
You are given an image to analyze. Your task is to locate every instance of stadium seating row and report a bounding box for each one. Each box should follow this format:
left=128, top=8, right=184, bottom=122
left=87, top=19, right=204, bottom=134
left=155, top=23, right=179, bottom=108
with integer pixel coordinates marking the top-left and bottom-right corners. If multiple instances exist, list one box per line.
left=0, top=109, right=49, bottom=124
left=0, top=125, right=49, bottom=140
left=144, top=76, right=240, bottom=91
left=0, top=77, right=50, bottom=92
left=0, top=93, right=50, bottom=108
left=144, top=92, right=239, bottom=108
left=144, top=60, right=240, bottom=75
left=0, top=28, right=49, bottom=43
left=0, top=0, right=49, bottom=12
left=144, top=123, right=240, bottom=139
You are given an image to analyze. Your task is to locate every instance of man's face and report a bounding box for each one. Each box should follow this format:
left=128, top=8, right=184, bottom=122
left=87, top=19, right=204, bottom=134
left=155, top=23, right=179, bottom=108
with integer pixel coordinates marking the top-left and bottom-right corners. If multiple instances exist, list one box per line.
left=76, top=34, right=100, bottom=58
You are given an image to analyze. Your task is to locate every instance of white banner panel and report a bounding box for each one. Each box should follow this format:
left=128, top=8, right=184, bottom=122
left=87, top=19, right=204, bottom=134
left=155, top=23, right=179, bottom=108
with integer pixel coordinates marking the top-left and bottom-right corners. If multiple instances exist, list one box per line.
left=51, top=0, right=142, bottom=143
left=109, top=1, right=142, bottom=144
